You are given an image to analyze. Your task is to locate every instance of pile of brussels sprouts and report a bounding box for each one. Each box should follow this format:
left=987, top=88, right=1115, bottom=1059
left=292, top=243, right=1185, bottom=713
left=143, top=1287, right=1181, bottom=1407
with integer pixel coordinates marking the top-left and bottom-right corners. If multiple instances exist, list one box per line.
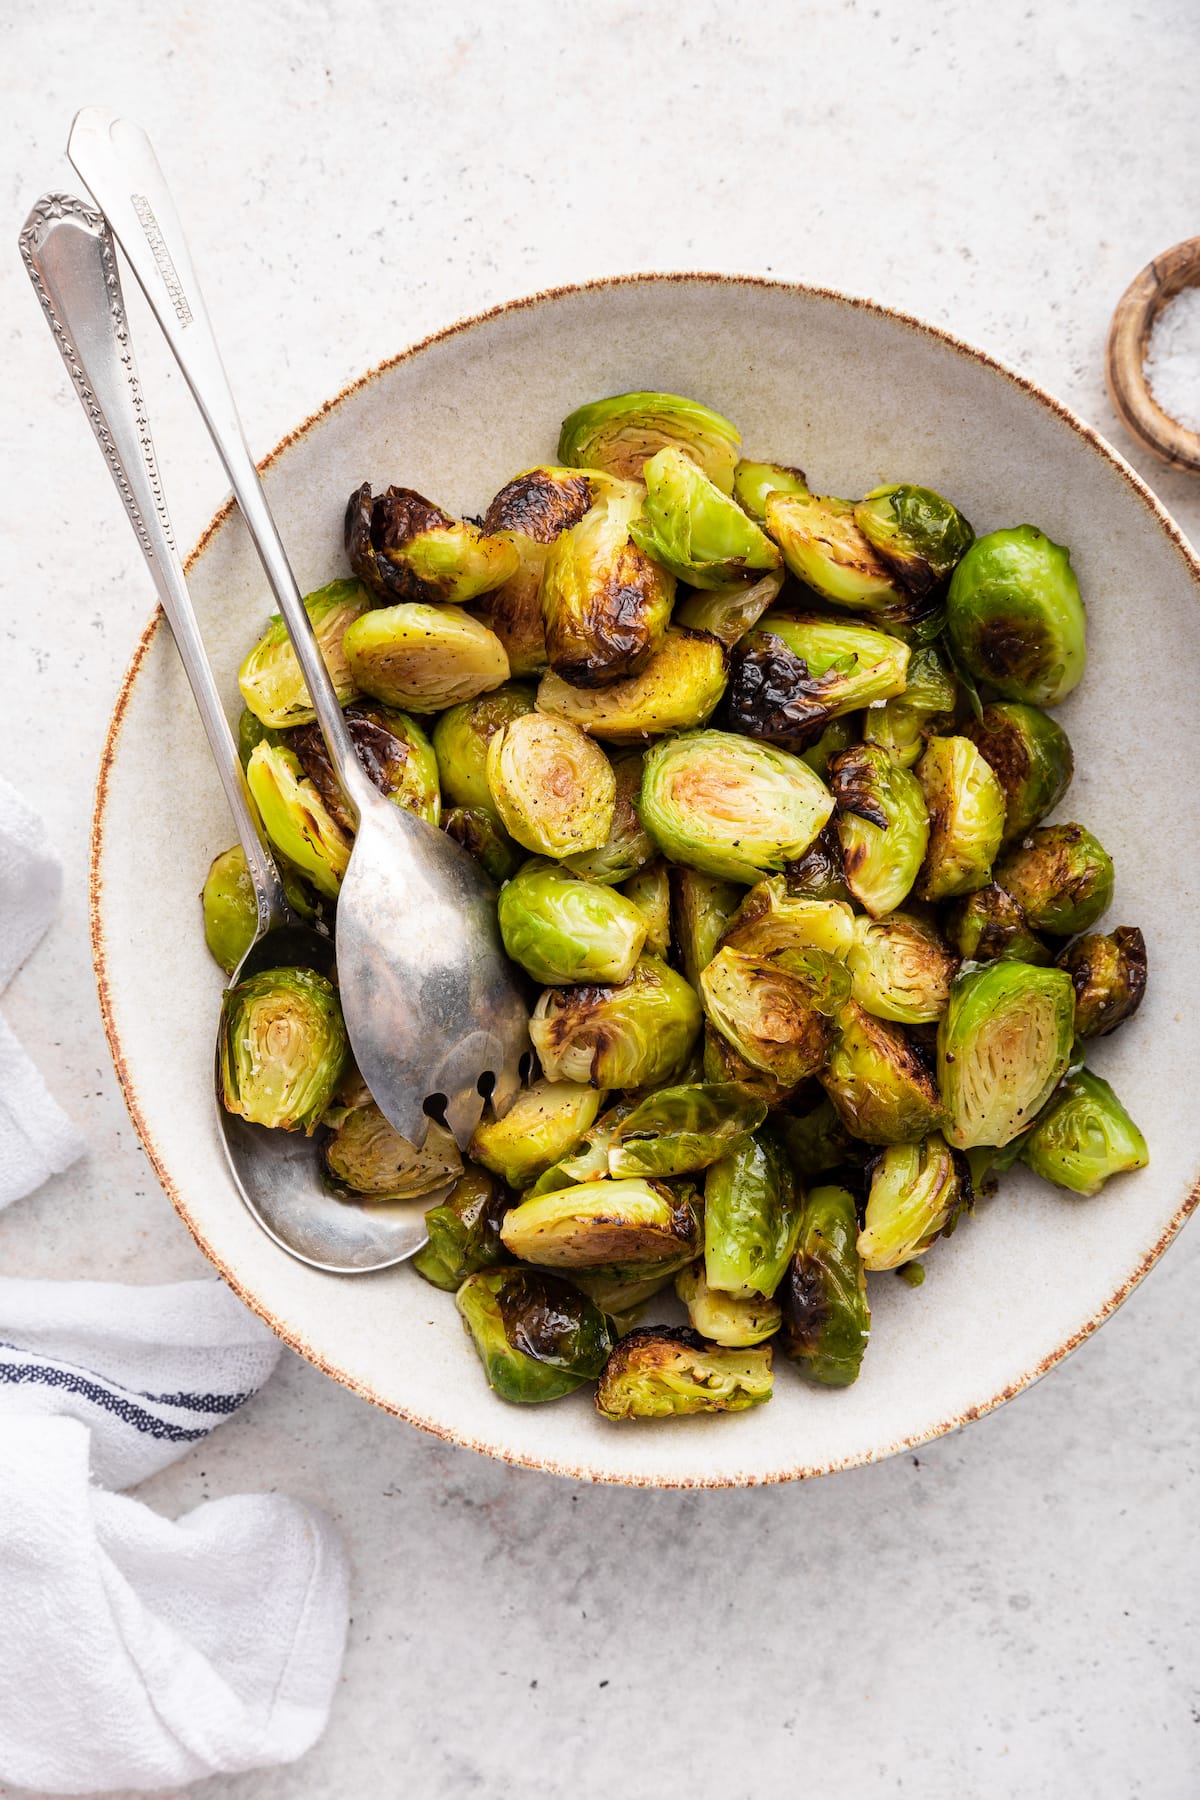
left=206, top=388, right=1149, bottom=1422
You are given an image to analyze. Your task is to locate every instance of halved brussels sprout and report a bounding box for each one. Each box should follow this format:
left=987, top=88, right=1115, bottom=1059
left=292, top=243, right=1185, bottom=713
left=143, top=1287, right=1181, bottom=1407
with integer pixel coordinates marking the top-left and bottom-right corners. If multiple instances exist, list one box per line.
left=323, top=1103, right=462, bottom=1198
left=237, top=707, right=289, bottom=770
left=639, top=729, right=835, bottom=884
left=701, top=946, right=851, bottom=1087
left=571, top=1267, right=676, bottom=1335
left=467, top=533, right=550, bottom=677
left=522, top=1100, right=637, bottom=1197
left=202, top=845, right=260, bottom=975
left=718, top=877, right=856, bottom=962
left=630, top=446, right=781, bottom=589
left=704, top=1130, right=801, bottom=1298
left=442, top=806, right=520, bottom=883
left=773, top=1094, right=862, bottom=1177
left=219, top=966, right=348, bottom=1134
left=993, top=824, right=1115, bottom=936
left=500, top=1176, right=700, bottom=1275
left=829, top=744, right=929, bottom=918
left=701, top=1023, right=810, bottom=1109
left=487, top=714, right=616, bottom=857
left=237, top=578, right=368, bottom=729
left=915, top=735, right=1006, bottom=901
left=606, top=1083, right=767, bottom=1179
left=536, top=628, right=728, bottom=742
left=246, top=742, right=352, bottom=898
left=944, top=883, right=1051, bottom=965
left=457, top=1267, right=615, bottom=1404
left=675, top=1264, right=781, bottom=1347
left=531, top=955, right=702, bottom=1088
left=847, top=913, right=959, bottom=1024
left=863, top=644, right=958, bottom=769
left=785, top=824, right=852, bottom=902
left=540, top=480, right=675, bottom=687
left=858, top=1133, right=968, bottom=1269
left=621, top=858, right=671, bottom=958
left=820, top=1002, right=946, bottom=1145
left=797, top=716, right=857, bottom=782
left=595, top=1326, right=773, bottom=1419
left=1018, top=1068, right=1149, bottom=1196
left=779, top=1183, right=870, bottom=1385
left=1056, top=927, right=1147, bottom=1038
left=725, top=614, right=910, bottom=744
left=673, top=569, right=784, bottom=647
left=345, top=482, right=519, bottom=605
left=431, top=683, right=537, bottom=822
left=563, top=750, right=655, bottom=884
left=764, top=491, right=905, bottom=608
left=343, top=603, right=510, bottom=712
left=468, top=468, right=596, bottom=676
left=484, top=465, right=597, bottom=542
left=290, top=704, right=441, bottom=831
left=937, top=961, right=1076, bottom=1147
left=558, top=391, right=741, bottom=492
left=498, top=861, right=646, bottom=985
left=964, top=702, right=1074, bottom=842
left=852, top=485, right=975, bottom=595
left=732, top=460, right=809, bottom=521
left=946, top=525, right=1086, bottom=705
left=411, top=1167, right=511, bottom=1291
left=469, top=1079, right=605, bottom=1188
left=672, top=867, right=744, bottom=988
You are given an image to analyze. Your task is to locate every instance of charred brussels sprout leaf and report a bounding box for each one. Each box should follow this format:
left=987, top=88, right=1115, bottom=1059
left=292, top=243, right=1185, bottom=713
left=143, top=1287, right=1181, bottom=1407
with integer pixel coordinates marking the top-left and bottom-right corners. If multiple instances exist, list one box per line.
left=558, top=391, right=741, bottom=492
left=411, top=1167, right=511, bottom=1291
left=704, top=1130, right=801, bottom=1299
left=323, top=1105, right=462, bottom=1199
left=457, top=1268, right=615, bottom=1404
left=484, top=466, right=597, bottom=542
left=674, top=569, right=784, bottom=647
left=853, top=484, right=975, bottom=595
left=676, top=1264, right=781, bottom=1347
left=764, top=491, right=904, bottom=608
left=563, top=751, right=655, bottom=884
left=595, top=1326, right=773, bottom=1419
left=785, top=825, right=852, bottom=902
left=443, top=807, right=520, bottom=883
left=848, top=913, right=959, bottom=1024
left=238, top=580, right=367, bottom=729
left=780, top=1184, right=870, bottom=1384
left=726, top=614, right=909, bottom=744
left=220, top=967, right=348, bottom=1134
left=964, top=702, right=1074, bottom=842
left=343, top=603, right=510, bottom=712
left=431, top=684, right=536, bottom=823
left=202, top=846, right=259, bottom=975
left=701, top=1024, right=810, bottom=1109
left=915, top=735, right=1006, bottom=901
left=859, top=1134, right=968, bottom=1269
left=863, top=644, right=958, bottom=769
left=937, top=961, right=1075, bottom=1147
left=732, top=460, right=809, bottom=521
left=498, top=861, right=646, bottom=985
left=536, top=628, right=728, bottom=742
left=607, top=1083, right=768, bottom=1179
left=500, top=1176, right=700, bottom=1276
left=994, top=824, right=1114, bottom=936
left=540, top=479, right=675, bottom=687
left=701, top=946, right=850, bottom=1087
left=290, top=704, right=440, bottom=832
left=1018, top=1068, right=1148, bottom=1196
left=531, top=955, right=702, bottom=1088
left=345, top=482, right=518, bottom=605
left=719, top=877, right=856, bottom=961
left=830, top=743, right=929, bottom=918
left=469, top=1078, right=605, bottom=1188
left=630, top=446, right=781, bottom=588
left=672, top=867, right=744, bottom=988
left=820, top=1002, right=946, bottom=1145
left=946, top=525, right=1086, bottom=705
left=487, top=714, right=616, bottom=857
left=246, top=743, right=352, bottom=898
left=1057, top=927, right=1147, bottom=1038
left=620, top=858, right=671, bottom=958
left=945, top=883, right=1052, bottom=965
left=470, top=467, right=597, bottom=676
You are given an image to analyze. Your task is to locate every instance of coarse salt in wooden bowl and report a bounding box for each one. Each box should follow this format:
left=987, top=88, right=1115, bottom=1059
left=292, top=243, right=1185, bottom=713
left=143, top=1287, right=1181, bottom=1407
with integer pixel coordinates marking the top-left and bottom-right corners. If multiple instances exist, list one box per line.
left=1106, top=236, right=1200, bottom=475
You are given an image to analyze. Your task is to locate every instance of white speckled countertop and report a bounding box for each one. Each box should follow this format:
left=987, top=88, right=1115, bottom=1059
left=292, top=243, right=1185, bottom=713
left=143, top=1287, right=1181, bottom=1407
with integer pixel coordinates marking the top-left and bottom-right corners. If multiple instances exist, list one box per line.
left=2, top=3, right=1199, bottom=1795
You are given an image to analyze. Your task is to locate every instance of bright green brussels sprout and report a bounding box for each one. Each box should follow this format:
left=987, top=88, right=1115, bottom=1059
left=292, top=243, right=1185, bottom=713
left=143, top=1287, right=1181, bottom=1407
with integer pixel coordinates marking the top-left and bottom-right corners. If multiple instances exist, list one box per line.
left=431, top=683, right=537, bottom=823
left=915, top=735, right=1006, bottom=901
left=639, top=729, right=834, bottom=884
left=1056, top=927, right=1147, bottom=1038
left=764, top=491, right=905, bottom=609
left=620, top=858, right=671, bottom=958
left=673, top=568, right=784, bottom=647
left=202, top=846, right=260, bottom=975
left=498, top=861, right=646, bottom=985
left=536, top=628, right=728, bottom=742
left=852, top=484, right=975, bottom=595
left=675, top=1263, right=781, bottom=1347
left=237, top=707, right=289, bottom=769
left=630, top=446, right=781, bottom=589
left=993, top=824, right=1114, bottom=936
left=558, top=391, right=741, bottom=492
left=773, top=1094, right=862, bottom=1177
left=342, top=602, right=510, bottom=712
left=820, top=1002, right=946, bottom=1145
left=531, top=954, right=702, bottom=1088
left=701, top=1023, right=810, bottom=1109
left=219, top=966, right=348, bottom=1134
left=456, top=1267, right=615, bottom=1404
left=323, top=1104, right=462, bottom=1198
left=1018, top=1068, right=1148, bottom=1196
left=829, top=744, right=929, bottom=918
left=571, top=1267, right=676, bottom=1335
left=704, top=1130, right=801, bottom=1299
left=469, top=466, right=598, bottom=675
left=858, top=1133, right=968, bottom=1269
left=606, top=1083, right=767, bottom=1179
left=487, top=713, right=616, bottom=857
left=701, top=946, right=851, bottom=1087
left=863, top=644, right=958, bottom=769
left=563, top=751, right=655, bottom=884
left=937, top=961, right=1075, bottom=1147
left=732, top=460, right=809, bottom=520
left=411, top=1167, right=511, bottom=1291
left=672, top=867, right=743, bottom=988
left=237, top=578, right=368, bottom=728
left=522, top=1100, right=637, bottom=1197
left=469, top=1078, right=605, bottom=1188
left=500, top=1176, right=700, bottom=1276
left=946, top=525, right=1086, bottom=705
left=779, top=1183, right=870, bottom=1384
left=847, top=913, right=959, bottom=1024
left=345, top=482, right=519, bottom=605
left=540, top=479, right=675, bottom=687
left=246, top=742, right=352, bottom=898
left=725, top=614, right=910, bottom=744
left=964, top=702, right=1074, bottom=842
left=719, top=877, right=856, bottom=961
left=785, top=825, right=852, bottom=903
left=290, top=704, right=441, bottom=831
left=595, top=1326, right=773, bottom=1419
left=945, top=883, right=1052, bottom=965
left=442, top=807, right=520, bottom=883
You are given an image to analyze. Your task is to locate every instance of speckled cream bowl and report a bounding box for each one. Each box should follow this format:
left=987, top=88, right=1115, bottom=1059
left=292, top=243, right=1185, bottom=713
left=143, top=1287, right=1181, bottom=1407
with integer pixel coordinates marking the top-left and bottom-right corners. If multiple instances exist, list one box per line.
left=92, top=275, right=1199, bottom=1487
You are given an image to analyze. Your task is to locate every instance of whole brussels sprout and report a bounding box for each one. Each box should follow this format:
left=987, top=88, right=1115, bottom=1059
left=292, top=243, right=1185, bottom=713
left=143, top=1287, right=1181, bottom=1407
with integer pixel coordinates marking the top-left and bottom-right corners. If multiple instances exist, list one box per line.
left=469, top=1078, right=605, bottom=1188
left=621, top=858, right=671, bottom=958
left=1056, top=926, right=1147, bottom=1038
left=487, top=713, right=616, bottom=858
left=639, top=729, right=835, bottom=884
left=237, top=578, right=368, bottom=729
left=852, top=484, right=975, bottom=595
left=531, top=955, right=702, bottom=1088
left=673, top=568, right=784, bottom=647
left=469, top=466, right=598, bottom=676
left=858, top=1133, right=968, bottom=1269
left=764, top=491, right=904, bottom=609
left=1018, top=1068, right=1149, bottom=1196
left=915, top=734, right=1006, bottom=901
left=779, top=1183, right=871, bottom=1385
left=993, top=824, right=1115, bottom=936
left=701, top=945, right=851, bottom=1087
left=630, top=446, right=781, bottom=588
left=672, top=867, right=743, bottom=988
left=944, top=883, right=1052, bottom=965
left=819, top=1002, right=946, bottom=1145
left=863, top=644, right=958, bottom=769
left=536, top=628, right=728, bottom=742
left=937, top=961, right=1075, bottom=1147
left=563, top=751, right=655, bottom=884
left=946, top=525, right=1086, bottom=705
left=725, top=614, right=910, bottom=744
left=411, top=1167, right=512, bottom=1291
left=498, top=861, right=646, bottom=985
left=704, top=1130, right=802, bottom=1299
left=220, top=966, right=348, bottom=1134
left=719, top=877, right=856, bottom=962
left=785, top=824, right=852, bottom=903
left=457, top=1267, right=615, bottom=1404
left=847, top=913, right=959, bottom=1024
left=558, top=390, right=741, bottom=492
left=442, top=807, right=520, bottom=883
left=773, top=1094, right=862, bottom=1177
left=431, top=683, right=536, bottom=822
left=606, top=1083, right=767, bottom=1179
left=246, top=742, right=352, bottom=898
left=500, top=1176, right=700, bottom=1276
left=323, top=1103, right=462, bottom=1199
left=732, top=460, right=809, bottom=520
left=964, top=702, right=1074, bottom=842
left=343, top=602, right=510, bottom=712
left=540, top=480, right=675, bottom=687
left=829, top=743, right=929, bottom=918
left=675, top=1263, right=781, bottom=1347
left=594, top=1326, right=773, bottom=1419
left=290, top=704, right=441, bottom=832
left=345, top=481, right=519, bottom=605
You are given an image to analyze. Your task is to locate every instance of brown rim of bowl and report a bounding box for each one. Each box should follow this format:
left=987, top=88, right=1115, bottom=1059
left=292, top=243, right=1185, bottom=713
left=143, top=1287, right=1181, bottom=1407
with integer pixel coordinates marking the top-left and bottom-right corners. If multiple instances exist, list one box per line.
left=1105, top=237, right=1200, bottom=475
left=90, top=270, right=1200, bottom=1488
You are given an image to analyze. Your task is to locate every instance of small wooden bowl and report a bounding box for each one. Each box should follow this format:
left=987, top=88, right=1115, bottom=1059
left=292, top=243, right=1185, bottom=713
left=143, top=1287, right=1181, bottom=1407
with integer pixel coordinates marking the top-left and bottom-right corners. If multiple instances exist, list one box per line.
left=1106, top=236, right=1200, bottom=473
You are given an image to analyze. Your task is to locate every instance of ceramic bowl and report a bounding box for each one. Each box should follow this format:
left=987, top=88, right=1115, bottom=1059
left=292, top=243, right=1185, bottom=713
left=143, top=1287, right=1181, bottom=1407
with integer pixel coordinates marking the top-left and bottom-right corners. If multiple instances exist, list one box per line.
left=92, top=275, right=1199, bottom=1487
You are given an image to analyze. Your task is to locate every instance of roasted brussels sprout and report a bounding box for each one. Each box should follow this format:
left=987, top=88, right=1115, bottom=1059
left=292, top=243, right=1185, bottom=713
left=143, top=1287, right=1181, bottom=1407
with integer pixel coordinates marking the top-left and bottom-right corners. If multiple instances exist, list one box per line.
left=829, top=744, right=928, bottom=918
left=847, top=913, right=958, bottom=1024
left=1056, top=927, right=1147, bottom=1038
left=1018, top=1068, right=1149, bottom=1196
left=701, top=946, right=851, bottom=1087
left=522, top=1100, right=636, bottom=1197
left=558, top=391, right=741, bottom=492
left=456, top=1267, right=615, bottom=1404
left=571, top=1267, right=676, bottom=1334
left=595, top=1326, right=772, bottom=1419
left=563, top=751, right=655, bottom=884
left=487, top=714, right=616, bottom=857
left=497, top=861, right=646, bottom=985
left=915, top=734, right=1006, bottom=901
left=443, top=806, right=520, bottom=883
left=764, top=491, right=904, bottom=609
left=937, top=961, right=1075, bottom=1147
left=797, top=715, right=857, bottom=782
left=639, top=729, right=834, bottom=884
left=852, top=484, right=975, bottom=595
left=963, top=702, right=1074, bottom=842
left=469, top=1078, right=605, bottom=1188
left=675, top=1264, right=781, bottom=1347
left=246, top=742, right=352, bottom=898
left=531, top=955, right=702, bottom=1088
left=345, top=481, right=519, bottom=605
left=540, top=479, right=675, bottom=687
left=785, top=825, right=852, bottom=903
left=673, top=568, right=785, bottom=647
left=324, top=1103, right=462, bottom=1199
left=718, top=877, right=856, bottom=962
left=202, top=846, right=260, bottom=975
left=820, top=1002, right=946, bottom=1145
left=725, top=614, right=910, bottom=744
left=946, top=525, right=1086, bottom=705
left=994, top=824, right=1115, bottom=936
left=219, top=966, right=348, bottom=1134
left=732, top=460, right=809, bottom=521
left=858, top=1133, right=968, bottom=1269
left=411, top=1167, right=511, bottom=1291
left=944, top=883, right=1052, bottom=965
left=342, top=602, right=510, bottom=712
left=290, top=704, right=440, bottom=832
left=606, top=1083, right=767, bottom=1179
left=470, top=466, right=597, bottom=675
left=672, top=867, right=744, bottom=988
left=431, top=683, right=536, bottom=823
left=237, top=578, right=368, bottom=729
left=779, top=1184, right=870, bottom=1384
left=500, top=1176, right=700, bottom=1276
left=630, top=446, right=781, bottom=588
left=773, top=1094, right=861, bottom=1177
left=863, top=644, right=958, bottom=769
left=237, top=707, right=289, bottom=770
left=620, top=858, right=671, bottom=958
left=704, top=1130, right=801, bottom=1299
left=701, top=1024, right=809, bottom=1109
left=536, top=628, right=728, bottom=742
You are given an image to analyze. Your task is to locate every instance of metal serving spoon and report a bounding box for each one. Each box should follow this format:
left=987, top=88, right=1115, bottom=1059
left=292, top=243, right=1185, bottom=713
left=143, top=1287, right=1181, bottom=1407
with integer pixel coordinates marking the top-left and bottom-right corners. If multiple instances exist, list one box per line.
left=65, top=107, right=528, bottom=1153
left=20, top=193, right=441, bottom=1272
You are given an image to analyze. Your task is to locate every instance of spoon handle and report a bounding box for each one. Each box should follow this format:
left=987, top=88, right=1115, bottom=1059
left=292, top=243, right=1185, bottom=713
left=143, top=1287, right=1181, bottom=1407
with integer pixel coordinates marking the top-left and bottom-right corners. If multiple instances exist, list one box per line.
left=19, top=192, right=291, bottom=931
left=66, top=107, right=378, bottom=822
